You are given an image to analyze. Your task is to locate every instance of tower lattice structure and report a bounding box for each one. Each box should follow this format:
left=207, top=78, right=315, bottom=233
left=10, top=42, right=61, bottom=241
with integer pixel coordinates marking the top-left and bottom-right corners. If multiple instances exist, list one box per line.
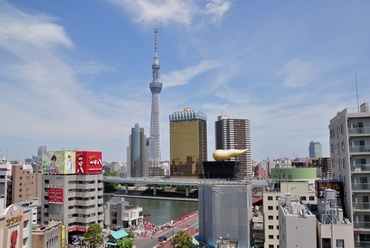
left=149, top=28, right=162, bottom=166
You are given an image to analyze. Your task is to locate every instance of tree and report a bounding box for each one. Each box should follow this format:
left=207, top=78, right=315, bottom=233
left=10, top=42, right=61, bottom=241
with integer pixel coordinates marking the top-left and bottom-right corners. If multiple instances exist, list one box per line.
left=83, top=223, right=104, bottom=247
left=173, top=230, right=192, bottom=248
left=116, top=236, right=133, bottom=248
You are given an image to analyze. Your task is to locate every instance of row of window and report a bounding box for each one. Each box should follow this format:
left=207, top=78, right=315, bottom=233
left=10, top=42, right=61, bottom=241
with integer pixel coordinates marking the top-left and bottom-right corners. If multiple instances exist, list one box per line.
left=267, top=195, right=315, bottom=201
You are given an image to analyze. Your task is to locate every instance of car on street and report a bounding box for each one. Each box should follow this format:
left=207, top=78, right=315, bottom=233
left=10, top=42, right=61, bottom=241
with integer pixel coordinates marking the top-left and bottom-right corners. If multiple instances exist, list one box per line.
left=158, top=236, right=167, bottom=242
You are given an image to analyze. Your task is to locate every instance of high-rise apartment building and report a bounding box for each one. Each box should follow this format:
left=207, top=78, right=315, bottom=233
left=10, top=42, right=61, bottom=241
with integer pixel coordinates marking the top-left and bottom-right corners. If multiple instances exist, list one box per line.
left=169, top=109, right=207, bottom=177
left=309, top=141, right=322, bottom=158
left=215, top=115, right=252, bottom=179
left=148, top=28, right=162, bottom=167
left=38, top=145, right=47, bottom=163
left=127, top=123, right=149, bottom=178
left=329, top=102, right=370, bottom=247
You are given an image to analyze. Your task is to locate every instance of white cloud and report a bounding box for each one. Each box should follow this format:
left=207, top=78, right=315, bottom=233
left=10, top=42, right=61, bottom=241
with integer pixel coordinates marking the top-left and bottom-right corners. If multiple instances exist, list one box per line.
left=205, top=0, right=232, bottom=22
left=162, top=60, right=222, bottom=87
left=279, top=59, right=315, bottom=88
left=0, top=2, right=72, bottom=49
left=108, top=0, right=232, bottom=26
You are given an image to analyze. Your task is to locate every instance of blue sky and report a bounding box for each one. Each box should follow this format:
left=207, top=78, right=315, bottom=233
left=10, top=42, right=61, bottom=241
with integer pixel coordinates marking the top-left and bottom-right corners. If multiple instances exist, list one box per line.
left=1, top=0, right=370, bottom=163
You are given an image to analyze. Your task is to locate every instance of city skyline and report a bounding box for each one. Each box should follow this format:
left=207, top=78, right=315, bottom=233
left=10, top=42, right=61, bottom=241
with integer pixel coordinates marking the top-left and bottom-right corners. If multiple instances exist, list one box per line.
left=1, top=1, right=370, bottom=162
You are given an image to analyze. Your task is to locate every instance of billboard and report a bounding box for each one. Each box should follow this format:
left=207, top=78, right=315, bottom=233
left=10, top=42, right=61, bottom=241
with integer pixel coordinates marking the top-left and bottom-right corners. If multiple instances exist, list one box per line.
left=315, top=180, right=343, bottom=199
left=48, top=188, right=63, bottom=204
left=76, top=151, right=103, bottom=174
left=42, top=151, right=76, bottom=175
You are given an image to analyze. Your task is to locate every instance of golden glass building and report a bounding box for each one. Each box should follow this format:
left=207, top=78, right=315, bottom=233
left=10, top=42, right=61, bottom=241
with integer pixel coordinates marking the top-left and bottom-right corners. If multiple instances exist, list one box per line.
left=170, top=109, right=207, bottom=177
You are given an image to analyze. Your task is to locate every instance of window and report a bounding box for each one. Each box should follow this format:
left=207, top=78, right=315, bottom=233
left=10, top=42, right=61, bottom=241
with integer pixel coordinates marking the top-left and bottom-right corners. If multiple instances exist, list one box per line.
left=268, top=206, right=273, bottom=210
left=276, top=215, right=279, bottom=220
left=309, top=196, right=315, bottom=201
left=268, top=215, right=273, bottom=220
left=269, top=235, right=274, bottom=239
left=336, top=239, right=344, bottom=248
left=269, top=245, right=274, bottom=248
left=268, top=225, right=273, bottom=230
left=301, top=196, right=307, bottom=201
left=276, top=225, right=279, bottom=229
left=268, top=196, right=273, bottom=200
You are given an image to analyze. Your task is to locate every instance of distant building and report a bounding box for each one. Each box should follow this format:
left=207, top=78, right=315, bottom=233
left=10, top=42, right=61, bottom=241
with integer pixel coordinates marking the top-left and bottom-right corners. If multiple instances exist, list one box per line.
left=263, top=181, right=317, bottom=248
left=309, top=141, right=322, bottom=158
left=312, top=157, right=332, bottom=179
left=127, top=123, right=149, bottom=178
left=278, top=193, right=317, bottom=248
left=198, top=182, right=252, bottom=247
left=215, top=115, right=252, bottom=179
left=169, top=109, right=207, bottom=177
left=104, top=197, right=143, bottom=231
left=38, top=146, right=47, bottom=163
left=329, top=102, right=370, bottom=247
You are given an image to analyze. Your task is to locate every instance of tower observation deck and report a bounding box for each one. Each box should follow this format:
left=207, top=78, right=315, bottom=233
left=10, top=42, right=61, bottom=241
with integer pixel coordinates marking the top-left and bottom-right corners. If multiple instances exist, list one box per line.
left=149, top=28, right=162, bottom=166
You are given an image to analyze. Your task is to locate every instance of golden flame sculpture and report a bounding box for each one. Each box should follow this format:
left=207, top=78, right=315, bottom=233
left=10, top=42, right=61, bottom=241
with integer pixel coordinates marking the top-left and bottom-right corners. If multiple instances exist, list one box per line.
left=213, top=149, right=248, bottom=161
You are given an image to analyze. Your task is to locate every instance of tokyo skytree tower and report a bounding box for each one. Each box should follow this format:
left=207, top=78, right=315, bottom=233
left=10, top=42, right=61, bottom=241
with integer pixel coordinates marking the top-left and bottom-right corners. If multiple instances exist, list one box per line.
left=148, top=28, right=162, bottom=166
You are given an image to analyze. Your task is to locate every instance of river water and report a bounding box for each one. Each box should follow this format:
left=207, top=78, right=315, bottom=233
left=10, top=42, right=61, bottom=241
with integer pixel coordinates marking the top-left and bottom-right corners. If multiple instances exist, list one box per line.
left=103, top=195, right=198, bottom=226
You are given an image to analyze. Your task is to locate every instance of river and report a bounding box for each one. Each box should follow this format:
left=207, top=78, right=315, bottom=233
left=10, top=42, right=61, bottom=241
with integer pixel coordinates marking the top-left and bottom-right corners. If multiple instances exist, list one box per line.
left=103, top=195, right=198, bottom=226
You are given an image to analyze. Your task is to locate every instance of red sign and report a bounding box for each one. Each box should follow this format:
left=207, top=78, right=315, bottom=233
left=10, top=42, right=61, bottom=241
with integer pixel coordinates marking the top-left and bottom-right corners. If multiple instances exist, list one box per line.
left=68, top=227, right=87, bottom=232
left=315, top=180, right=343, bottom=199
left=76, top=151, right=103, bottom=174
left=48, top=188, right=63, bottom=203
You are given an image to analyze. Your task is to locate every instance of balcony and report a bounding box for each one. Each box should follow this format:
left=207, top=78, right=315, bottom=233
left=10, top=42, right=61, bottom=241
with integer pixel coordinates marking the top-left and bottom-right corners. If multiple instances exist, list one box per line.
left=353, top=202, right=370, bottom=210
left=351, top=164, right=370, bottom=172
left=354, top=221, right=370, bottom=229
left=350, top=145, right=370, bottom=153
left=355, top=241, right=370, bottom=248
left=352, top=183, right=370, bottom=191
left=349, top=127, right=370, bottom=136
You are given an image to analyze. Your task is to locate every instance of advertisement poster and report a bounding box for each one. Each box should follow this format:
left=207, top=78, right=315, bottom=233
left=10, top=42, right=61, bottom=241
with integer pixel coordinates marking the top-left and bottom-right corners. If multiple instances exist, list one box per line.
left=42, top=151, right=76, bottom=175
left=48, top=188, right=63, bottom=204
left=315, top=180, right=343, bottom=199
left=7, top=225, right=20, bottom=248
left=76, top=151, right=103, bottom=174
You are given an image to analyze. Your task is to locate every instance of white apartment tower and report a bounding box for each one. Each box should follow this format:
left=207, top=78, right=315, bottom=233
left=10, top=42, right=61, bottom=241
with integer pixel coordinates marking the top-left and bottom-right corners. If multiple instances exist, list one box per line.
left=329, top=102, right=370, bottom=247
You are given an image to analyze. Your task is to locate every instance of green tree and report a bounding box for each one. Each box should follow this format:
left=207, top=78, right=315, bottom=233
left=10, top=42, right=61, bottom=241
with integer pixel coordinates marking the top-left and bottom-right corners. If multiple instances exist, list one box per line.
left=83, top=223, right=104, bottom=247
left=173, top=230, right=192, bottom=248
left=116, top=236, right=133, bottom=248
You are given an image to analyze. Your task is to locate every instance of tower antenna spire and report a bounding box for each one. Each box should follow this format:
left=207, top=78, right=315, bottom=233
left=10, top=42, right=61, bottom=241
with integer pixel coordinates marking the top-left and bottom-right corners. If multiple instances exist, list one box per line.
left=155, top=28, right=158, bottom=57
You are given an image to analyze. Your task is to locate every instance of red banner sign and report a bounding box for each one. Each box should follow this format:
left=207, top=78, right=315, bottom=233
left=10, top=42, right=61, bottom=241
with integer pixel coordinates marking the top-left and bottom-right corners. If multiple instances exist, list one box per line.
left=76, top=151, right=103, bottom=174
left=48, top=188, right=63, bottom=203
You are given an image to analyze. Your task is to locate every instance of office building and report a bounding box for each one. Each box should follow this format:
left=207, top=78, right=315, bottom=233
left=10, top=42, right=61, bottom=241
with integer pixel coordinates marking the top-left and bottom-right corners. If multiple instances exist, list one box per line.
left=41, top=150, right=104, bottom=242
left=127, top=123, right=149, bottom=178
left=329, top=102, right=370, bottom=247
left=263, top=181, right=317, bottom=248
left=198, top=182, right=252, bottom=248
left=170, top=108, right=207, bottom=177
left=215, top=115, right=252, bottom=179
left=278, top=193, right=317, bottom=248
left=309, top=141, right=322, bottom=158
left=38, top=146, right=47, bottom=163
left=148, top=28, right=162, bottom=168
left=104, top=197, right=143, bottom=231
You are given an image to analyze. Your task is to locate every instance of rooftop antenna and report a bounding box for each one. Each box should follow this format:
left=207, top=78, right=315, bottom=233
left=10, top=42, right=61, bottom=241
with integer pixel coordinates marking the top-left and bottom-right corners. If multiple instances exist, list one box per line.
left=355, top=74, right=360, bottom=112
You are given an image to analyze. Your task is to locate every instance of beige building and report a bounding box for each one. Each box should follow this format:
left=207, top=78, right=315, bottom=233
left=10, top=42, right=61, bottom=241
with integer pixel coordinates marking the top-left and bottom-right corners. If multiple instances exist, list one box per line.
left=11, top=164, right=42, bottom=206
left=32, top=220, right=63, bottom=248
left=263, top=181, right=317, bottom=248
left=0, top=203, right=31, bottom=248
